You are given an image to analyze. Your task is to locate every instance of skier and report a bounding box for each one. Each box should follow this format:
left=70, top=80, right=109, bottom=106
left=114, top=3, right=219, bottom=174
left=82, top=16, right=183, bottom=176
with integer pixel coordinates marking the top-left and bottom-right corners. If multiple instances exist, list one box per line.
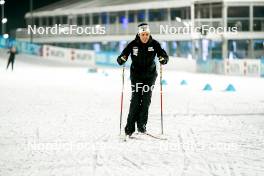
left=117, top=23, right=169, bottom=136
left=6, top=46, right=18, bottom=71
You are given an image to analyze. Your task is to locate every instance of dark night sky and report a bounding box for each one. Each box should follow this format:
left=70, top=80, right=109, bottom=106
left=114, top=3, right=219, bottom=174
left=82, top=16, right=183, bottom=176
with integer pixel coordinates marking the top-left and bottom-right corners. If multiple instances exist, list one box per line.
left=3, top=0, right=62, bottom=34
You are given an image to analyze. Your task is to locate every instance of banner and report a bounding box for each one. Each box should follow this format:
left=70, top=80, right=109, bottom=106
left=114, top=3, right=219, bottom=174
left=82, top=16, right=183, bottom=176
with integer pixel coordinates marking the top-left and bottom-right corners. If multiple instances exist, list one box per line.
left=244, top=59, right=261, bottom=77
left=196, top=59, right=261, bottom=77
left=224, top=59, right=261, bottom=77
left=224, top=59, right=243, bottom=76
left=42, top=45, right=95, bottom=67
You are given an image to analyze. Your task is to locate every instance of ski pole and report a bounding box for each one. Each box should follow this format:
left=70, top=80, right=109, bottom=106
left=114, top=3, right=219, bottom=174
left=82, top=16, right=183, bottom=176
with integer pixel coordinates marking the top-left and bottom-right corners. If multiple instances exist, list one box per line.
left=160, top=63, right=164, bottom=135
left=119, top=65, right=125, bottom=135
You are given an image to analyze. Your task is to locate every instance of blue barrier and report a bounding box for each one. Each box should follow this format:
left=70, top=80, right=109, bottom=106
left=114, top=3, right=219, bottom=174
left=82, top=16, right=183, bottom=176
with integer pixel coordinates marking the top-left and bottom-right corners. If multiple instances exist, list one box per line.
left=0, top=36, right=8, bottom=48
left=16, top=42, right=42, bottom=55
left=261, top=59, right=264, bottom=77
left=0, top=35, right=42, bottom=56
left=196, top=59, right=224, bottom=74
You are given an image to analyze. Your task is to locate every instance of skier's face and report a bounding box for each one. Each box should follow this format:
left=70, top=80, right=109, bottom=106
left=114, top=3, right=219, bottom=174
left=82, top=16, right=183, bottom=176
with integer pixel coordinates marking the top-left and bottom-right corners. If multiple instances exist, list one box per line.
left=139, top=32, right=150, bottom=44
left=11, top=47, right=16, bottom=52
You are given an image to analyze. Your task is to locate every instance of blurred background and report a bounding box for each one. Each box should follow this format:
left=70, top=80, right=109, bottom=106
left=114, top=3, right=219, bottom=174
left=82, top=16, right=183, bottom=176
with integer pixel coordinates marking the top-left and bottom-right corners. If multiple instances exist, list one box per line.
left=0, top=0, right=263, bottom=75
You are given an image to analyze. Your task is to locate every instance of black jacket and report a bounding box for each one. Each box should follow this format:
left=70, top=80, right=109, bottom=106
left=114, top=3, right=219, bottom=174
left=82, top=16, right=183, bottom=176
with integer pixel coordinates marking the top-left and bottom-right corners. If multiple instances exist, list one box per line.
left=118, top=35, right=168, bottom=80
left=8, top=50, right=18, bottom=60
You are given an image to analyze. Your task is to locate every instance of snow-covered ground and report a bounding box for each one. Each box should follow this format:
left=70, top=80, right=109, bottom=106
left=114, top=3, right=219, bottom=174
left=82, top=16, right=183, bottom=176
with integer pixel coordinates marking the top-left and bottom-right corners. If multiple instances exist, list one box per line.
left=0, top=53, right=264, bottom=176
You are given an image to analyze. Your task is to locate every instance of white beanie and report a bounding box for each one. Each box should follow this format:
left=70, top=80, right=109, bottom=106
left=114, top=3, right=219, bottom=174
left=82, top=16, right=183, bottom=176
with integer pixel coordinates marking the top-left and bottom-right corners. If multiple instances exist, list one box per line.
left=138, top=23, right=150, bottom=34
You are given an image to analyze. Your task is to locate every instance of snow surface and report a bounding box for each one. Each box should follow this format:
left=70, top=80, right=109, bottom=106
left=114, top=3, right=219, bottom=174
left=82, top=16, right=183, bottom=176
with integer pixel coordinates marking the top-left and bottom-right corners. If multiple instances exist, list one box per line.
left=0, top=53, right=264, bottom=176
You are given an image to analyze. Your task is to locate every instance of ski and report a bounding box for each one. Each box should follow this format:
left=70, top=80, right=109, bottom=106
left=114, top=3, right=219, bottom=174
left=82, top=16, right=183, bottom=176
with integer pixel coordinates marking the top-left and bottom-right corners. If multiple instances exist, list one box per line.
left=120, top=133, right=167, bottom=142
left=134, top=132, right=168, bottom=141
left=144, top=132, right=167, bottom=140
left=120, top=135, right=141, bottom=142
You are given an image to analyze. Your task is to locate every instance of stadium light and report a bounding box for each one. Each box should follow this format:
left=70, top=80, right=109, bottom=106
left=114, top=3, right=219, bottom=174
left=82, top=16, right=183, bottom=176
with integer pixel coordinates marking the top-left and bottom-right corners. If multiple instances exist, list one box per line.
left=2, top=17, right=7, bottom=24
left=176, top=17, right=182, bottom=22
left=0, top=0, right=5, bottom=5
left=3, top=33, right=8, bottom=39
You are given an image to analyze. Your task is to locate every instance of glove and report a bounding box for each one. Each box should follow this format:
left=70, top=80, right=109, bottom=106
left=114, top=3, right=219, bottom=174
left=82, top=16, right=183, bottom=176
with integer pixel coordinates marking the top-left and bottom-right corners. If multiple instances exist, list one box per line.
left=117, top=55, right=127, bottom=65
left=158, top=56, right=168, bottom=65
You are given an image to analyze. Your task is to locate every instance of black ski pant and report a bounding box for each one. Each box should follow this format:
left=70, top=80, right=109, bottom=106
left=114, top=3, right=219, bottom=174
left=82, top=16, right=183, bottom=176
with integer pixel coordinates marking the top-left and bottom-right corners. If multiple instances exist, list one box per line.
left=6, top=58, right=15, bottom=70
left=125, top=76, right=156, bottom=135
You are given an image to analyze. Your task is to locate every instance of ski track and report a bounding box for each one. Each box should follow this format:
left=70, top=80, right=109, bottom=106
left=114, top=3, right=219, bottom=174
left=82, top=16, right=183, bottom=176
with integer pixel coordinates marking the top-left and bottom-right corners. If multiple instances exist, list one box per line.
left=0, top=55, right=264, bottom=176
